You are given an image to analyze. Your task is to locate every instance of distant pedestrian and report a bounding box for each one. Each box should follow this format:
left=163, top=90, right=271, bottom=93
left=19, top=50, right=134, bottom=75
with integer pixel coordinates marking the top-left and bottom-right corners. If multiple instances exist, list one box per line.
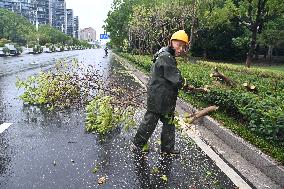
left=104, top=46, right=108, bottom=56
left=132, top=30, right=189, bottom=155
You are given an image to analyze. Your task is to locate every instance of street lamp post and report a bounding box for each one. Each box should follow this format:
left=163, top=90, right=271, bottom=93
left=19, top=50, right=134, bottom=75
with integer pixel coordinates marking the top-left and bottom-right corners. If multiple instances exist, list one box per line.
left=36, top=8, right=39, bottom=45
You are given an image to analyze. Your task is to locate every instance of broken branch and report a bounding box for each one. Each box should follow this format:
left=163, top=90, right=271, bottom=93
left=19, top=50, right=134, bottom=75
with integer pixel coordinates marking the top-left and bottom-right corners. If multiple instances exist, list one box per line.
left=184, top=106, right=219, bottom=124
left=210, top=67, right=234, bottom=87
left=185, top=85, right=210, bottom=93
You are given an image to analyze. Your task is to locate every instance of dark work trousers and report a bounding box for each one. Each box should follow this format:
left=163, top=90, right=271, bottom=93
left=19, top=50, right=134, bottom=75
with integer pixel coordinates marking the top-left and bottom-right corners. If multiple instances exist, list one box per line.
left=133, top=110, right=175, bottom=152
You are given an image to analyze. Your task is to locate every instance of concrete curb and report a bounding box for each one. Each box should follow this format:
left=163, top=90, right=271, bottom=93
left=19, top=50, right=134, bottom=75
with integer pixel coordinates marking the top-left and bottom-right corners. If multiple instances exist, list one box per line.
left=113, top=53, right=284, bottom=188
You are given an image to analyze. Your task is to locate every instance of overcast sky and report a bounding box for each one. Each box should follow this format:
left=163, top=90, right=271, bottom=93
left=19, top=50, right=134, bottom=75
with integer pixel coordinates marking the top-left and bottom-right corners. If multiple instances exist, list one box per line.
left=65, top=0, right=113, bottom=39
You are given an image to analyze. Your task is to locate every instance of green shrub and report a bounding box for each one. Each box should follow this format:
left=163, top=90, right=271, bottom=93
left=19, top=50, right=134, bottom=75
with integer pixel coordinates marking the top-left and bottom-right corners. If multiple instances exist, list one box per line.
left=15, top=46, right=23, bottom=54
left=2, top=47, right=9, bottom=54
left=50, top=45, right=56, bottom=52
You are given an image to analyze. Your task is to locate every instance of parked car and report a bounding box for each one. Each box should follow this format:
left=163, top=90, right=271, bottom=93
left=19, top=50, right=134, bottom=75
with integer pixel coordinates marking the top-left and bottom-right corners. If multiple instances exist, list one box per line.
left=5, top=44, right=17, bottom=55
left=27, top=47, right=34, bottom=54
left=43, top=46, right=51, bottom=53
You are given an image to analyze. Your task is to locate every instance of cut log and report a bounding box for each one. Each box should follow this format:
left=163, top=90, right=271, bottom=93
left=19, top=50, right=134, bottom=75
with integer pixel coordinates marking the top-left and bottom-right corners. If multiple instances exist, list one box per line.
left=185, top=85, right=210, bottom=93
left=210, top=67, right=234, bottom=87
left=243, top=82, right=258, bottom=93
left=184, top=106, right=219, bottom=124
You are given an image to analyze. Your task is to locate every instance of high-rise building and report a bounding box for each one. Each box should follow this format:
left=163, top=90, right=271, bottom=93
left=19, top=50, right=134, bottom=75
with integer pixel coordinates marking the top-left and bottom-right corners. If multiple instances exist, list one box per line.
left=0, top=0, right=36, bottom=23
left=49, top=0, right=53, bottom=26
left=35, top=0, right=51, bottom=25
left=1, top=0, right=79, bottom=37
left=66, top=9, right=74, bottom=37
left=0, top=0, right=52, bottom=25
left=52, top=0, right=66, bottom=33
left=80, top=27, right=96, bottom=42
left=74, top=16, right=79, bottom=39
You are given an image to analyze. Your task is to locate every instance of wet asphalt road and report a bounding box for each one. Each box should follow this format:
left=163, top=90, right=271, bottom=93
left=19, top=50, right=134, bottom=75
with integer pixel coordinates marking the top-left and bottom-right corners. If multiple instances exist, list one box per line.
left=0, top=50, right=236, bottom=188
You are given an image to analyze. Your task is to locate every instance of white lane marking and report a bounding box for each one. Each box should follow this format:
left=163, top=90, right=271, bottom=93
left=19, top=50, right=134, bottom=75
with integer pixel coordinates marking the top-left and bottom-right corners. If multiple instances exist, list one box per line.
left=178, top=118, right=252, bottom=189
left=0, top=123, right=13, bottom=133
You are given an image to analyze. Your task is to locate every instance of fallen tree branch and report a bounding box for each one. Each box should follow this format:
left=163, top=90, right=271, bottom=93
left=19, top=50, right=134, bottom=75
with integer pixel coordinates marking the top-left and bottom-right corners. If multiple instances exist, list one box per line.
left=210, top=67, right=234, bottom=87
left=185, top=85, right=210, bottom=93
left=184, top=105, right=219, bottom=124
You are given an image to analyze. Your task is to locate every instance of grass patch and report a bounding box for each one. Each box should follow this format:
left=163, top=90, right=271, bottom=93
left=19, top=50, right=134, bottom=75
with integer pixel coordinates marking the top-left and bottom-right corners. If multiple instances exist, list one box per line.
left=256, top=65, right=284, bottom=72
left=193, top=58, right=284, bottom=73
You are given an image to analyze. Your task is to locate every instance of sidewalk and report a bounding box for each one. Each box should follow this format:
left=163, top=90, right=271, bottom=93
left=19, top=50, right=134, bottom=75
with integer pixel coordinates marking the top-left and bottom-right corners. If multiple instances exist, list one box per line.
left=113, top=53, right=284, bottom=189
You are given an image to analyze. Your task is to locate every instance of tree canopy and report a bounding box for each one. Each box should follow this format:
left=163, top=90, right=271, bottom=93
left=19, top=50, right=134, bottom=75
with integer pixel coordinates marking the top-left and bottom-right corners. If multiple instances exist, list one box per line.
left=105, top=0, right=284, bottom=63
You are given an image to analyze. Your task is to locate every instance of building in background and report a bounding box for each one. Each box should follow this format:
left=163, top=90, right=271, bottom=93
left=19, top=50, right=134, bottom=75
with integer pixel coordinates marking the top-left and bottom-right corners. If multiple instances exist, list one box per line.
left=66, top=9, right=74, bottom=37
left=0, top=0, right=52, bottom=25
left=35, top=0, right=52, bottom=25
left=74, top=16, right=79, bottom=39
left=0, top=0, right=36, bottom=23
left=52, top=0, right=67, bottom=33
left=0, top=0, right=79, bottom=36
left=79, top=27, right=96, bottom=42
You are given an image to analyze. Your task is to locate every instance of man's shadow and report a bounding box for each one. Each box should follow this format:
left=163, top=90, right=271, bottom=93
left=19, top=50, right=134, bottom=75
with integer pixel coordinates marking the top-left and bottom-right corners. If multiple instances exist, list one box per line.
left=133, top=153, right=173, bottom=189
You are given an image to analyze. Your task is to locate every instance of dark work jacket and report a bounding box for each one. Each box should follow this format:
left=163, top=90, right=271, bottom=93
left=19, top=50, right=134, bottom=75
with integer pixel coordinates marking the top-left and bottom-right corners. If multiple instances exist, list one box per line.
left=146, top=46, right=184, bottom=114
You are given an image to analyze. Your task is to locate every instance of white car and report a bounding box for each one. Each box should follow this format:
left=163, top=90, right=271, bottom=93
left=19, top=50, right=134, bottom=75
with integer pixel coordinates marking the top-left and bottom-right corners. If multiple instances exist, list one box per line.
left=43, top=47, right=51, bottom=53
left=0, top=47, right=5, bottom=56
left=27, top=48, right=34, bottom=54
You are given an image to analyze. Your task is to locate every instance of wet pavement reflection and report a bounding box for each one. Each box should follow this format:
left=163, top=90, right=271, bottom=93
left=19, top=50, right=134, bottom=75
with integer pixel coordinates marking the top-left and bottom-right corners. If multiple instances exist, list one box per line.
left=0, top=49, right=236, bottom=188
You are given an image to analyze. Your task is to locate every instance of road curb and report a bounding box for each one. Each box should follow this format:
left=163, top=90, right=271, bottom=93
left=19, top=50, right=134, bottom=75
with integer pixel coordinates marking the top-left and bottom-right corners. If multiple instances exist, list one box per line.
left=113, top=53, right=284, bottom=188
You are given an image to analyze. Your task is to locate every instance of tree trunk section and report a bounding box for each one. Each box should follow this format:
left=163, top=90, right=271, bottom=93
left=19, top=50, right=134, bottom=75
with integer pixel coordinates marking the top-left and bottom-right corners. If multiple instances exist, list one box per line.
left=203, top=49, right=207, bottom=59
left=268, top=45, right=273, bottom=62
left=246, top=27, right=257, bottom=68
left=190, top=17, right=196, bottom=50
left=190, top=0, right=197, bottom=50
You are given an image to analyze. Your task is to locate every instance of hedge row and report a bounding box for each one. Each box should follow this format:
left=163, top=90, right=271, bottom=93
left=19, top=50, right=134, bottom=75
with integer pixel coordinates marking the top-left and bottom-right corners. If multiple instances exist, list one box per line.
left=120, top=53, right=284, bottom=143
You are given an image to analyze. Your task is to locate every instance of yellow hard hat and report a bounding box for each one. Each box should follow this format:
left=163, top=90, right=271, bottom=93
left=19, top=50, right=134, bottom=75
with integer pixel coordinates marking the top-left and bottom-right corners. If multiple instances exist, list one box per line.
left=171, top=30, right=189, bottom=44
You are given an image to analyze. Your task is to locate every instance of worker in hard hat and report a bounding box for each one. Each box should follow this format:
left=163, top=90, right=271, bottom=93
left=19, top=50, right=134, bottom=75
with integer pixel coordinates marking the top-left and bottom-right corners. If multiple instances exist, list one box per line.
left=132, top=30, right=189, bottom=155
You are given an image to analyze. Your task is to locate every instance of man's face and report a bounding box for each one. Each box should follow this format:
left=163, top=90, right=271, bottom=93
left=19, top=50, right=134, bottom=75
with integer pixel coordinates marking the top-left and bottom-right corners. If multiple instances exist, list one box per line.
left=171, top=40, right=188, bottom=57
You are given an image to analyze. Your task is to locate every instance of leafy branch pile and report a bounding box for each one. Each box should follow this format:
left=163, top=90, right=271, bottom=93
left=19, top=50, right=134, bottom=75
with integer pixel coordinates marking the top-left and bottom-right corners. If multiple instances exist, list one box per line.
left=85, top=95, right=136, bottom=135
left=16, top=59, right=144, bottom=135
left=16, top=59, right=102, bottom=109
left=85, top=74, right=144, bottom=134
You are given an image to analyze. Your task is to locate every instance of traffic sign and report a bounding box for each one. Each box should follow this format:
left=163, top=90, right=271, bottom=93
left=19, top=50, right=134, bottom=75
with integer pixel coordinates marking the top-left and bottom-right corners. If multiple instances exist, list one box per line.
left=100, top=34, right=109, bottom=39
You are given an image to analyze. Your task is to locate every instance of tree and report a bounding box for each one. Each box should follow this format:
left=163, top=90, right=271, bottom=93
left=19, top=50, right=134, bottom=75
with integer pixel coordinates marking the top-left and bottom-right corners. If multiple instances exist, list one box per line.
left=104, top=0, right=134, bottom=51
left=237, top=0, right=284, bottom=67
left=0, top=8, right=35, bottom=45
left=104, top=0, right=283, bottom=62
left=258, top=17, right=284, bottom=61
